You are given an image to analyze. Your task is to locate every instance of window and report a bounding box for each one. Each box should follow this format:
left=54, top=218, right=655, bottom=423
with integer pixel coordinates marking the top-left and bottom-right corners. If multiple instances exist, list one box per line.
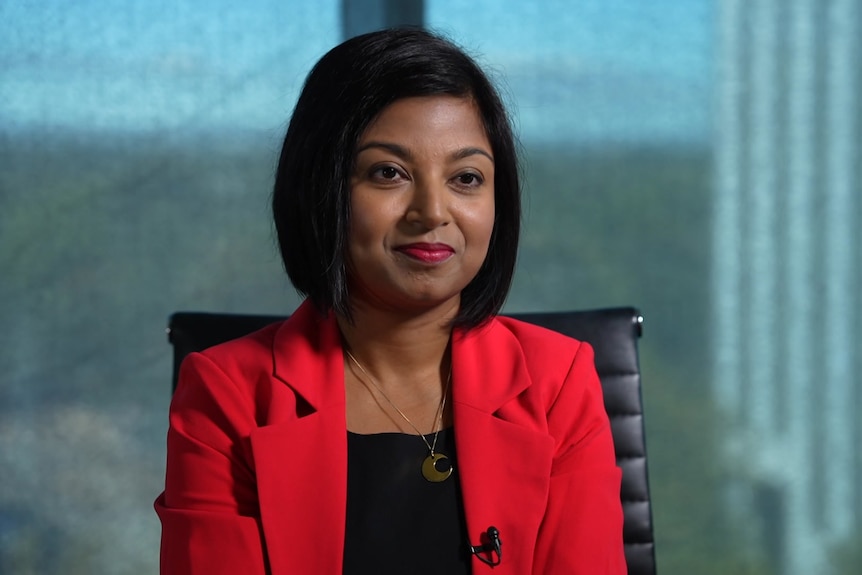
left=2, top=1, right=859, bottom=573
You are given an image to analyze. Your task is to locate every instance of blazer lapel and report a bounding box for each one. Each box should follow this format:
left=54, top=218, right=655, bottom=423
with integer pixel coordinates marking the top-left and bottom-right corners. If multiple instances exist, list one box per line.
left=250, top=302, right=347, bottom=575
left=453, top=322, right=555, bottom=574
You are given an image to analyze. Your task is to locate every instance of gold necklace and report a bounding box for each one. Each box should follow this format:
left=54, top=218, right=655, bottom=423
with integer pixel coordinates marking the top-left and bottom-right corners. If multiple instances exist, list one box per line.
left=344, top=349, right=453, bottom=482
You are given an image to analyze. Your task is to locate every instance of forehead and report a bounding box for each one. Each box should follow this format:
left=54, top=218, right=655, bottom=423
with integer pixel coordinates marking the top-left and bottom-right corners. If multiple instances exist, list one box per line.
left=359, top=96, right=490, bottom=147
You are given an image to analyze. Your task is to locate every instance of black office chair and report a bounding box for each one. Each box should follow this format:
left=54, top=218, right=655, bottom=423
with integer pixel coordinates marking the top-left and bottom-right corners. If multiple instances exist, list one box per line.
left=167, top=308, right=656, bottom=575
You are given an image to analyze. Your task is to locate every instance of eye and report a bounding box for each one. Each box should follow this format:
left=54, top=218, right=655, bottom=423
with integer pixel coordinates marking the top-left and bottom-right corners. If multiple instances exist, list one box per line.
left=369, top=165, right=406, bottom=183
left=377, top=166, right=399, bottom=179
left=453, top=172, right=484, bottom=189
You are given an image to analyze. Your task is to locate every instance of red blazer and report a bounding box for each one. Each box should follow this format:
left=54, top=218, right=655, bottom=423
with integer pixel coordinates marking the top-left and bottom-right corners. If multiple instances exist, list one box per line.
left=155, top=300, right=626, bottom=574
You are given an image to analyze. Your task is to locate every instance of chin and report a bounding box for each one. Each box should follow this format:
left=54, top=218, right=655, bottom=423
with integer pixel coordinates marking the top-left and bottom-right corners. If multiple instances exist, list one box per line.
left=383, top=290, right=462, bottom=314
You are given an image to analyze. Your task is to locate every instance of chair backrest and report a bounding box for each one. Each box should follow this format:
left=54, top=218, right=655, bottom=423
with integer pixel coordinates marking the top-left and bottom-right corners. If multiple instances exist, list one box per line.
left=168, top=308, right=656, bottom=575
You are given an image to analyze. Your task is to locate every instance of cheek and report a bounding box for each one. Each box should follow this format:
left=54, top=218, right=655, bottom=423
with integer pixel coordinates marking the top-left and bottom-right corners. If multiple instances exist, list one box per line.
left=458, top=201, right=496, bottom=271
left=349, top=188, right=405, bottom=238
left=347, top=214, right=373, bottom=247
left=348, top=193, right=385, bottom=248
left=469, top=200, right=496, bottom=248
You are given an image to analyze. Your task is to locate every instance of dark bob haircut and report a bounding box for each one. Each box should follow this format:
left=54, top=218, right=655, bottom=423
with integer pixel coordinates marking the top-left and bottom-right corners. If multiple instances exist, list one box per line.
left=272, top=28, right=521, bottom=329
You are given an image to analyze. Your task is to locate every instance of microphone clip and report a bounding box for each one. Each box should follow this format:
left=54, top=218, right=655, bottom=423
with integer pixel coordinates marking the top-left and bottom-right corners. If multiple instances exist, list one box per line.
left=469, top=526, right=502, bottom=567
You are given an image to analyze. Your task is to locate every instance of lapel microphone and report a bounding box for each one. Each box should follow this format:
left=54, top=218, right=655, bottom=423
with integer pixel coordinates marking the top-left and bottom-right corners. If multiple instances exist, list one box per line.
left=469, top=526, right=502, bottom=567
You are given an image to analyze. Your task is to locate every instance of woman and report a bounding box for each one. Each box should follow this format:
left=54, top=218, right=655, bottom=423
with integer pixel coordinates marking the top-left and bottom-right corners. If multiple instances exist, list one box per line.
left=156, top=28, right=625, bottom=574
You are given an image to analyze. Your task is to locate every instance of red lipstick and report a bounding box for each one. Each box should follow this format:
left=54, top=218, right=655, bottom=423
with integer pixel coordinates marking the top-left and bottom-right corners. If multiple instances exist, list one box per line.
left=395, top=242, right=455, bottom=264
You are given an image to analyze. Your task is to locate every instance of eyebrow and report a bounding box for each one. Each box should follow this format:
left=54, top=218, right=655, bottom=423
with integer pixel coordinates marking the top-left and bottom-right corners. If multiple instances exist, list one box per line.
left=356, top=141, right=494, bottom=163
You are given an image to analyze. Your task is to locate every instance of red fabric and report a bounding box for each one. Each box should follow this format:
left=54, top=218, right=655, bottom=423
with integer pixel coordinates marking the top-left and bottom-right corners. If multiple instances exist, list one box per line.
left=156, top=300, right=626, bottom=574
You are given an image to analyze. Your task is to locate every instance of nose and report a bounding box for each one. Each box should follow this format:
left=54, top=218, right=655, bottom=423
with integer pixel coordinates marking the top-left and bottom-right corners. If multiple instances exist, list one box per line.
left=405, top=178, right=450, bottom=229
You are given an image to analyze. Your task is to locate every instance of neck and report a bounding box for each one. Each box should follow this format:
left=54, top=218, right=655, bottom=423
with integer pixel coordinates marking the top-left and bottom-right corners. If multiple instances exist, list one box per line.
left=336, top=297, right=457, bottom=389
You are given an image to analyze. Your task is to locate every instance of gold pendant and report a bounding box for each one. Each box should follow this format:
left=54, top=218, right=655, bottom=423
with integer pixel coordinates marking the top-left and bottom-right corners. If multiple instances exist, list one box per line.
left=422, top=452, right=453, bottom=482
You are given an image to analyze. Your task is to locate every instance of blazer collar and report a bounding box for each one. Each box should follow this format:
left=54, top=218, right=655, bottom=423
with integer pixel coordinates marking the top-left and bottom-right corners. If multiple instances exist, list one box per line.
left=269, top=303, right=534, bottom=416
left=451, top=321, right=533, bottom=414
left=271, top=299, right=344, bottom=411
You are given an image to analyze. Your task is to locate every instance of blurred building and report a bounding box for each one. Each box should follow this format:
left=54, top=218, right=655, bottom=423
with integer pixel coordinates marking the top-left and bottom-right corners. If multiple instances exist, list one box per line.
left=712, top=0, right=860, bottom=573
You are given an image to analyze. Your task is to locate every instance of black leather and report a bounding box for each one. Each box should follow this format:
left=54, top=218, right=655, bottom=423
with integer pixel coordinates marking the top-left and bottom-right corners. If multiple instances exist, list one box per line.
left=168, top=308, right=656, bottom=575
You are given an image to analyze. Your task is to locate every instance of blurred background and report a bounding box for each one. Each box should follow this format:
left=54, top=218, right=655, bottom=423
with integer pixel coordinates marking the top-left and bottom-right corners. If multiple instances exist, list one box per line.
left=1, top=1, right=860, bottom=573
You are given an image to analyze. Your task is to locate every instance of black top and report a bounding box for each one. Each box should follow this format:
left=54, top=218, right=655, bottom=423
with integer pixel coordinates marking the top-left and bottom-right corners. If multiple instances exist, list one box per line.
left=343, top=427, right=472, bottom=574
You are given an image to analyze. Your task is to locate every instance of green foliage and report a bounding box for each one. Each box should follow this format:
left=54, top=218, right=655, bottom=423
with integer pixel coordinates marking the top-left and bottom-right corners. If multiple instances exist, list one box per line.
left=828, top=534, right=862, bottom=575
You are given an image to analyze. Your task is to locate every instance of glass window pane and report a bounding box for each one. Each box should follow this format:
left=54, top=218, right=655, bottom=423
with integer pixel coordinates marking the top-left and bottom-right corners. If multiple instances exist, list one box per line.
left=0, top=2, right=337, bottom=572
left=428, top=2, right=861, bottom=575
left=2, top=1, right=860, bottom=574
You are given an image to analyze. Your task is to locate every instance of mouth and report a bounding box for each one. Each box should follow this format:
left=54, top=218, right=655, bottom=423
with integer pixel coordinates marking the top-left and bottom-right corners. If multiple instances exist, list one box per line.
left=394, top=242, right=455, bottom=264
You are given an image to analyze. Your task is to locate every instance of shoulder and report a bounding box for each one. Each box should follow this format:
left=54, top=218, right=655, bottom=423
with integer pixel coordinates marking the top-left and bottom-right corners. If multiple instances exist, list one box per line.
left=489, top=315, right=591, bottom=374
left=493, top=315, right=583, bottom=352
left=172, top=320, right=288, bottom=423
left=182, top=299, right=327, bottom=385
left=173, top=301, right=340, bottom=426
left=453, top=315, right=596, bottom=412
left=174, top=311, right=296, bottom=403
left=191, top=320, right=284, bottom=376
left=488, top=316, right=608, bottom=463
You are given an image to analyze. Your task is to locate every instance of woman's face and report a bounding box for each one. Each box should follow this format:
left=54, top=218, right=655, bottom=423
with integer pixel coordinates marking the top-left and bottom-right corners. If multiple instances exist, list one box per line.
left=347, top=96, right=496, bottom=315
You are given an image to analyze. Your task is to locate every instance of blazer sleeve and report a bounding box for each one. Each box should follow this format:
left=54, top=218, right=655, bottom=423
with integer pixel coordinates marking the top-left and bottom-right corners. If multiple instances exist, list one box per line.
left=532, top=341, right=627, bottom=574
left=155, top=352, right=268, bottom=575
